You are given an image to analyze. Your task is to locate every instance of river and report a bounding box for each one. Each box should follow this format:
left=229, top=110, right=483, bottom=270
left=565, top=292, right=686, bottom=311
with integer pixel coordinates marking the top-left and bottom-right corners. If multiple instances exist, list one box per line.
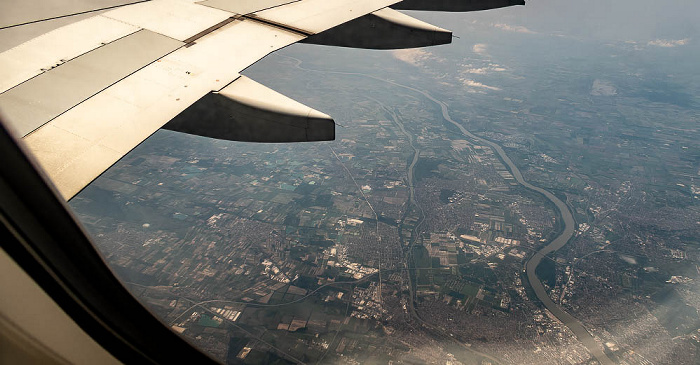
left=366, top=81, right=615, bottom=365
left=285, top=56, right=614, bottom=365
left=425, top=94, right=614, bottom=365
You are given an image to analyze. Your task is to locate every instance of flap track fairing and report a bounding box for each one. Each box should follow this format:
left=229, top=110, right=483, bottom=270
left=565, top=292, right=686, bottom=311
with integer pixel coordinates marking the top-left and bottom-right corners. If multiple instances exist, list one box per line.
left=302, top=8, right=451, bottom=50
left=163, top=76, right=335, bottom=143
left=391, top=0, right=525, bottom=12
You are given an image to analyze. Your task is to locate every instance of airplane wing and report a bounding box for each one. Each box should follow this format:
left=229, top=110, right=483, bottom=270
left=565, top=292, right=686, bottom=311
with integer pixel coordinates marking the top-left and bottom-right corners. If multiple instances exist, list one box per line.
left=0, top=0, right=523, bottom=201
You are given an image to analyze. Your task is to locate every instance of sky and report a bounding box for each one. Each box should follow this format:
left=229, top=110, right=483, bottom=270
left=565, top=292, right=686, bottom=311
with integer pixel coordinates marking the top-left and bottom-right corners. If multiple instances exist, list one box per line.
left=411, top=0, right=700, bottom=45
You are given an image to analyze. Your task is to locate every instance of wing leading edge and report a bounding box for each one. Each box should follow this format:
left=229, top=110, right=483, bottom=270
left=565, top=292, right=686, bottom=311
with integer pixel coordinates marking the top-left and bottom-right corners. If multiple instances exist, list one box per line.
left=0, top=0, right=524, bottom=200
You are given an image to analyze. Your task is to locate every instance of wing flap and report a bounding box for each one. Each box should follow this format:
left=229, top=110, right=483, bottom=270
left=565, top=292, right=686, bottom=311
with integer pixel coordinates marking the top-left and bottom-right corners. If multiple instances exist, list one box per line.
left=101, top=0, right=234, bottom=42
left=21, top=18, right=304, bottom=200
left=196, top=0, right=298, bottom=15
left=0, top=16, right=140, bottom=93
left=0, top=30, right=183, bottom=137
left=251, top=0, right=400, bottom=34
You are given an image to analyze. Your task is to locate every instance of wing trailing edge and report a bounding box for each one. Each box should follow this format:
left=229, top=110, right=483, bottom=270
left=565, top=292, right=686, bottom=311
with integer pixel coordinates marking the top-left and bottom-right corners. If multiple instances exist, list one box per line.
left=163, top=76, right=335, bottom=143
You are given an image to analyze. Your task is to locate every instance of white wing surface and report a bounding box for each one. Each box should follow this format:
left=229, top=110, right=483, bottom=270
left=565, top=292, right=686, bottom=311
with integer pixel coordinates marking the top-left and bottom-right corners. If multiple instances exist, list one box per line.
left=0, top=0, right=523, bottom=200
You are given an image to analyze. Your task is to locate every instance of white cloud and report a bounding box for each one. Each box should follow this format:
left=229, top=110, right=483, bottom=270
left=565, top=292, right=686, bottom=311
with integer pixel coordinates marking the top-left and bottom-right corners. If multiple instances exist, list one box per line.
left=647, top=38, right=690, bottom=47
left=493, top=23, right=536, bottom=34
left=392, top=48, right=432, bottom=66
left=462, top=79, right=501, bottom=91
left=472, top=43, right=487, bottom=55
left=463, top=67, right=489, bottom=75
left=462, top=63, right=507, bottom=75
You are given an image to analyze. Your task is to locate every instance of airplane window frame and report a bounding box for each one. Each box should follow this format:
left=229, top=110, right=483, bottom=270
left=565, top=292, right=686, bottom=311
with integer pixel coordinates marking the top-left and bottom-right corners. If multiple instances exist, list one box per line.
left=0, top=120, right=220, bottom=365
